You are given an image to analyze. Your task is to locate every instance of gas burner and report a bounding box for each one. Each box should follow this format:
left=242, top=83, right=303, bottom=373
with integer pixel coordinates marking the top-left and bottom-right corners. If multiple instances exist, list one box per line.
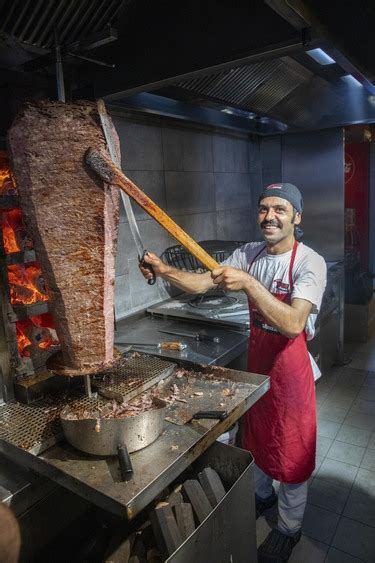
left=188, top=289, right=238, bottom=310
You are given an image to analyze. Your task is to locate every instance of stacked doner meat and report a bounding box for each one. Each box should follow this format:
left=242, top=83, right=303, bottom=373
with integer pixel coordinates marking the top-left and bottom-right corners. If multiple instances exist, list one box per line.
left=8, top=101, right=120, bottom=374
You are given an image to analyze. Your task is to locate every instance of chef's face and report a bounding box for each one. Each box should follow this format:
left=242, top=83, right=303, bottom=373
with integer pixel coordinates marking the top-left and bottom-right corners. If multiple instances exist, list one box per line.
left=257, top=196, right=301, bottom=245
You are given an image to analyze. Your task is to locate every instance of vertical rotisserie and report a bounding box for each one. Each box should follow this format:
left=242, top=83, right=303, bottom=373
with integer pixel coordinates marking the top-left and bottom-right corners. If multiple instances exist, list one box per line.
left=8, top=101, right=120, bottom=372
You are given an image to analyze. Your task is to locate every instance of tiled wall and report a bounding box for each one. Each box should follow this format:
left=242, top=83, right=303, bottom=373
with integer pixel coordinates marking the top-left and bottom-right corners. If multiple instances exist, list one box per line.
left=112, top=113, right=264, bottom=319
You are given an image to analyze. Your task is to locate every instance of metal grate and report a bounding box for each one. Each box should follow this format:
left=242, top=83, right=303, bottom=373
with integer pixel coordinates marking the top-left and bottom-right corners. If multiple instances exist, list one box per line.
left=177, top=57, right=312, bottom=115
left=93, top=354, right=176, bottom=397
left=0, top=355, right=175, bottom=455
left=0, top=0, right=126, bottom=49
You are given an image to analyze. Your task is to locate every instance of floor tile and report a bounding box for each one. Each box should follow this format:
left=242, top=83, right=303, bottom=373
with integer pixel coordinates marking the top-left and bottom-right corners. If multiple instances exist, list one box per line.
left=327, top=386, right=360, bottom=399
left=302, top=504, right=340, bottom=544
left=317, top=420, right=341, bottom=440
left=326, top=441, right=366, bottom=467
left=325, top=546, right=365, bottom=562
left=322, top=396, right=355, bottom=410
left=343, top=488, right=375, bottom=527
left=350, top=357, right=375, bottom=372
left=343, top=412, right=375, bottom=432
left=358, top=387, right=375, bottom=401
left=316, top=387, right=329, bottom=400
left=362, top=374, right=375, bottom=388
left=317, top=458, right=358, bottom=488
left=317, top=436, right=334, bottom=457
left=308, top=477, right=350, bottom=514
left=360, top=449, right=375, bottom=472
left=288, top=535, right=328, bottom=563
left=334, top=370, right=366, bottom=387
left=354, top=467, right=375, bottom=492
left=311, top=456, right=325, bottom=478
left=332, top=517, right=375, bottom=562
left=368, top=432, right=375, bottom=449
left=316, top=393, right=329, bottom=406
left=318, top=406, right=348, bottom=423
left=335, top=425, right=372, bottom=448
left=350, top=399, right=375, bottom=415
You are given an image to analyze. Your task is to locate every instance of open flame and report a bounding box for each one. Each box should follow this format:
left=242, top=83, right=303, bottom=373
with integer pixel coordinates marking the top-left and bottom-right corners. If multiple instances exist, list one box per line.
left=0, top=151, right=17, bottom=196
left=0, top=208, right=33, bottom=254
left=8, top=262, right=49, bottom=305
left=16, top=313, right=59, bottom=357
left=0, top=151, right=58, bottom=364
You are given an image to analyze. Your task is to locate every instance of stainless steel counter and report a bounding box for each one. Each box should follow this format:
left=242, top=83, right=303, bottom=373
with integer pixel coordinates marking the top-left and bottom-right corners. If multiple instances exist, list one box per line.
left=114, top=314, right=248, bottom=366
left=0, top=455, right=57, bottom=516
left=147, top=291, right=250, bottom=331
left=1, top=366, right=269, bottom=521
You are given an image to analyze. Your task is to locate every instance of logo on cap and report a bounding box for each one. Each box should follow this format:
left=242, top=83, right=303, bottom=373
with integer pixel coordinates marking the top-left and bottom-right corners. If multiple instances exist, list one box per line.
left=266, top=184, right=282, bottom=190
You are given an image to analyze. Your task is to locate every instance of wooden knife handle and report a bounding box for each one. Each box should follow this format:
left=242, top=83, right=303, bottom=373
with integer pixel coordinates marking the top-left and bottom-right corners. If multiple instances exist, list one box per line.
left=86, top=148, right=220, bottom=272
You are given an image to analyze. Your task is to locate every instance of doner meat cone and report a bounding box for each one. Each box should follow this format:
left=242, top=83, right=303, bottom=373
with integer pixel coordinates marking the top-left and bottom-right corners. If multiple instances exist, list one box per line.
left=8, top=101, right=120, bottom=373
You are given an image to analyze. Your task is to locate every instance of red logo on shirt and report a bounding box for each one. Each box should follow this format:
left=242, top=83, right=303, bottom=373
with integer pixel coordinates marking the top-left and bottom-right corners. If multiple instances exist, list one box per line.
left=274, top=279, right=290, bottom=292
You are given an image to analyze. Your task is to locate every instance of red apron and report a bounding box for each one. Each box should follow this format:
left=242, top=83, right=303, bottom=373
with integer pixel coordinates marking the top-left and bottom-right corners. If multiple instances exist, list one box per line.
left=242, top=241, right=316, bottom=484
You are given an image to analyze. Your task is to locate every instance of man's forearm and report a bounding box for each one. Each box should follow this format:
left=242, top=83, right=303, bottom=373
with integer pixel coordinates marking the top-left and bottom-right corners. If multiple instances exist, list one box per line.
left=160, top=265, right=214, bottom=294
left=243, top=277, right=306, bottom=338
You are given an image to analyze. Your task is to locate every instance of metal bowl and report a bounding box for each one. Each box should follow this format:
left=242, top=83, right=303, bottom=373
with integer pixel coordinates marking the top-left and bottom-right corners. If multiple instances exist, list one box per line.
left=60, top=397, right=166, bottom=456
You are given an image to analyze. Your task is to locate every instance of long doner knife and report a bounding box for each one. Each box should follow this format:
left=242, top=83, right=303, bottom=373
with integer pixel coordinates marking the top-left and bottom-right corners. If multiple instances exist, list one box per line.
left=97, top=99, right=155, bottom=284
left=158, top=329, right=220, bottom=343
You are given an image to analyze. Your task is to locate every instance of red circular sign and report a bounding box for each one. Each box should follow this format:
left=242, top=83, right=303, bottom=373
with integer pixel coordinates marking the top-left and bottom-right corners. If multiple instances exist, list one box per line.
left=345, top=154, right=355, bottom=184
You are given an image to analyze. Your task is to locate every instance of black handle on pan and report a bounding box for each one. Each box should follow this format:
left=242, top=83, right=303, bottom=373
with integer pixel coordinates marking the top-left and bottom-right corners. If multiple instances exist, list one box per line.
left=139, top=249, right=156, bottom=285
left=117, top=444, right=133, bottom=481
left=192, top=410, right=228, bottom=421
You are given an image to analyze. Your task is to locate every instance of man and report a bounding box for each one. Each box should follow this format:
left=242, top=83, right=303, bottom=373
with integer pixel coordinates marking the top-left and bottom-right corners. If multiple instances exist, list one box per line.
left=140, top=183, right=327, bottom=563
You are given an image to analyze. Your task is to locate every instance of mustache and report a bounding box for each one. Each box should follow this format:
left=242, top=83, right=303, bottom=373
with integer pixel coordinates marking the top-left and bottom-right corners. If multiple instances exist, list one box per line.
left=261, top=220, right=280, bottom=228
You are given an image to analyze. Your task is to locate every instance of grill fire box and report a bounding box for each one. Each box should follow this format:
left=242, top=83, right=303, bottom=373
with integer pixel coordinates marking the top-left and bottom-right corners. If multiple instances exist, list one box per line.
left=166, top=441, right=256, bottom=563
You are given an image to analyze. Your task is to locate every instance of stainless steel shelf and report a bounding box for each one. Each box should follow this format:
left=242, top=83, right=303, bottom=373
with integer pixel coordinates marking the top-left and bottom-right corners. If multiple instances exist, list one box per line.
left=0, top=364, right=269, bottom=520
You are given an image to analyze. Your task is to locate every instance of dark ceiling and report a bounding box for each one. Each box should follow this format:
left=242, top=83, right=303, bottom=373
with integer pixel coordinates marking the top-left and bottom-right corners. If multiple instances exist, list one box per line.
left=300, top=0, right=375, bottom=81
left=0, top=0, right=374, bottom=134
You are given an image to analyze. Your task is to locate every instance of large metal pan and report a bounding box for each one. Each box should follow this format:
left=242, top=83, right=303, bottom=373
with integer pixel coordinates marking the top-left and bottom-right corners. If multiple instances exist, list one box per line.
left=60, top=397, right=167, bottom=480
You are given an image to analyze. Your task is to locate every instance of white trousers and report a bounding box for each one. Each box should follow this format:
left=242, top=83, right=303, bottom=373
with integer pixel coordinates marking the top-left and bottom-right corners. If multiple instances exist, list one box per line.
left=254, top=464, right=308, bottom=535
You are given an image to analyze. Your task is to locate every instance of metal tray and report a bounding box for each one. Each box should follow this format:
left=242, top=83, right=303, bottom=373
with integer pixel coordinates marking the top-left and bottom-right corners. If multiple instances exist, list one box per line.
left=0, top=361, right=269, bottom=520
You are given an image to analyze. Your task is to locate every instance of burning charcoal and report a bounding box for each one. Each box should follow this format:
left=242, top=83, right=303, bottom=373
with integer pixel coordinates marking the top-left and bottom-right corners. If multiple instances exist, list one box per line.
left=0, top=154, right=17, bottom=195
left=0, top=208, right=32, bottom=254
left=8, top=101, right=120, bottom=372
left=7, top=263, right=48, bottom=305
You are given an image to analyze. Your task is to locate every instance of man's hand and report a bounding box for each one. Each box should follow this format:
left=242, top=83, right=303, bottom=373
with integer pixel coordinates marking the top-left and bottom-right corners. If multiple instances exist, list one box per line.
left=138, top=251, right=213, bottom=293
left=139, top=252, right=168, bottom=281
left=211, top=266, right=251, bottom=292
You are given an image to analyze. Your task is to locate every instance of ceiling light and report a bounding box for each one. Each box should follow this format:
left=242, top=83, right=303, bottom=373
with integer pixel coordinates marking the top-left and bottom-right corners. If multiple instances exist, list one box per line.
left=341, top=74, right=362, bottom=87
left=306, top=48, right=336, bottom=65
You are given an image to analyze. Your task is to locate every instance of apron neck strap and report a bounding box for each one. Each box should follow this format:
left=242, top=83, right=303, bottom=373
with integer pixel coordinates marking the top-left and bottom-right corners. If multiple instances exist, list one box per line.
left=248, top=240, right=298, bottom=288
left=289, top=240, right=298, bottom=288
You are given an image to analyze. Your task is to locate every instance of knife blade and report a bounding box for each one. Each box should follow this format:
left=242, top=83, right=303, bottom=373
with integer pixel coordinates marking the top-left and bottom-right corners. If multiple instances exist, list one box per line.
left=158, top=330, right=220, bottom=344
left=117, top=341, right=187, bottom=351
left=97, top=99, right=155, bottom=285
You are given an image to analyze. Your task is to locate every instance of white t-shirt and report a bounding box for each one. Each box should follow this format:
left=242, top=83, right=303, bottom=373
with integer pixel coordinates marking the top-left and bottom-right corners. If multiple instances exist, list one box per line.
left=222, top=242, right=327, bottom=341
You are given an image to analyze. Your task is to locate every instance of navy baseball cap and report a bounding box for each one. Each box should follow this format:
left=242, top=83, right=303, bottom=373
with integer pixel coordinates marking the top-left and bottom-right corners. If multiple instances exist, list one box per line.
left=258, top=183, right=303, bottom=213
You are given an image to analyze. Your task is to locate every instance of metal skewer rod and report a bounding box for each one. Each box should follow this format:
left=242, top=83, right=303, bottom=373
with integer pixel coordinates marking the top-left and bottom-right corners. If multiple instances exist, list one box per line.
left=84, top=374, right=92, bottom=398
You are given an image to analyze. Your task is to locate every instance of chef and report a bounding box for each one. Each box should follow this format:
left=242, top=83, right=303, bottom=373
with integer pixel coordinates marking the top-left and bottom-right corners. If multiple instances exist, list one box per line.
left=140, top=183, right=327, bottom=563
